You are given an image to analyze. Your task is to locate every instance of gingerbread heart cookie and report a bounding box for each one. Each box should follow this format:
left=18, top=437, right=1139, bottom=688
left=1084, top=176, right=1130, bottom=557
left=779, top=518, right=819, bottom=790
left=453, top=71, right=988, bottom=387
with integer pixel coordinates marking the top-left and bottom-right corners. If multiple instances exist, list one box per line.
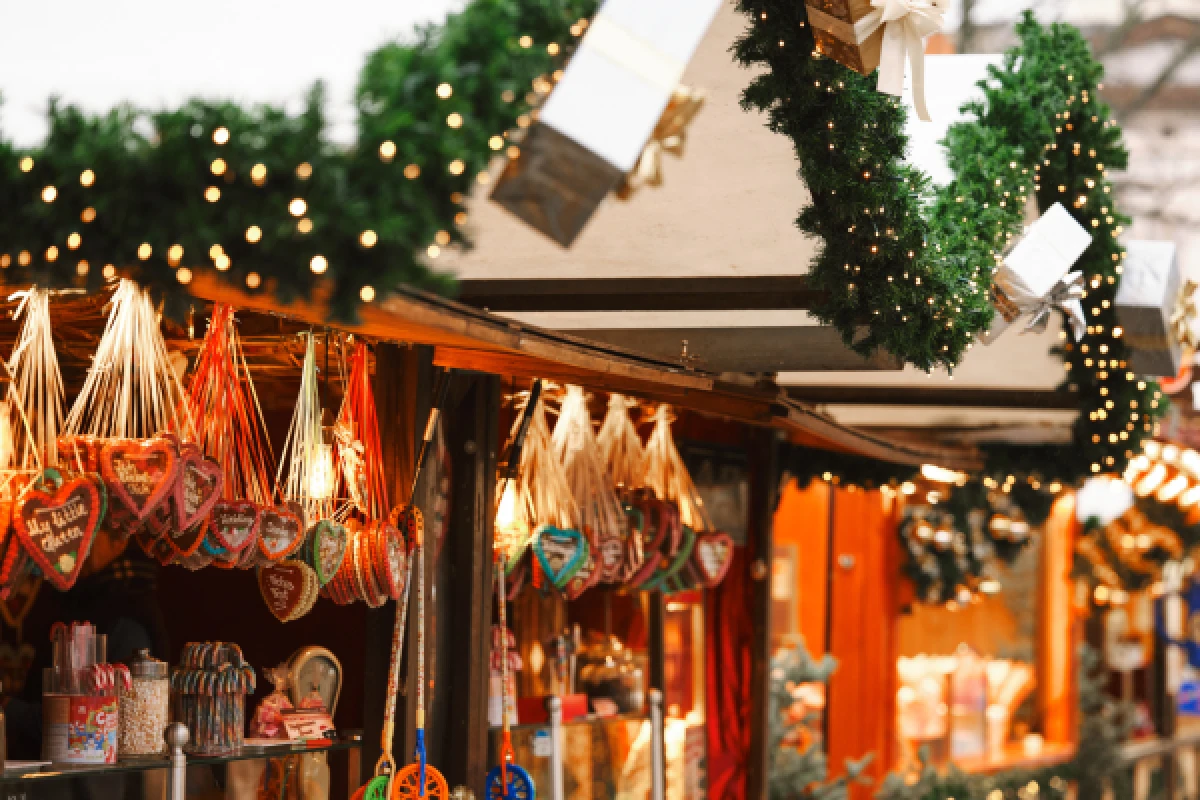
left=258, top=561, right=319, bottom=623
left=12, top=471, right=106, bottom=591
left=101, top=438, right=179, bottom=521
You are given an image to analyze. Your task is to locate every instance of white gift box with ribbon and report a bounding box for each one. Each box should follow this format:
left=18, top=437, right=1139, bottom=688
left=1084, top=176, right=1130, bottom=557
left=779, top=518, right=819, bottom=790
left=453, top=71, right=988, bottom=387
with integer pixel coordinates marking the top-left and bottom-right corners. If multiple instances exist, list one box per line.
left=982, top=203, right=1092, bottom=344
left=491, top=0, right=721, bottom=247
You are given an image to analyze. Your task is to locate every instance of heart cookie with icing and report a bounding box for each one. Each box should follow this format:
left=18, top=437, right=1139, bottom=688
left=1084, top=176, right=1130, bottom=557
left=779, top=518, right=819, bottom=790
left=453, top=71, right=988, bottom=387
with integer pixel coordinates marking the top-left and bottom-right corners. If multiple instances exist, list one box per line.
left=258, top=561, right=319, bottom=623
left=101, top=438, right=178, bottom=521
left=12, top=471, right=106, bottom=591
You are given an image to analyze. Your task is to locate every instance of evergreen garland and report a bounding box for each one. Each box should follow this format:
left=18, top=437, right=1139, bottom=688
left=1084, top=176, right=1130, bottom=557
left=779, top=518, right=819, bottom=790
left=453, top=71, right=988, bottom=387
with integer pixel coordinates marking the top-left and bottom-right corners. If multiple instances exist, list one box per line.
left=0, top=0, right=597, bottom=319
left=735, top=7, right=1164, bottom=478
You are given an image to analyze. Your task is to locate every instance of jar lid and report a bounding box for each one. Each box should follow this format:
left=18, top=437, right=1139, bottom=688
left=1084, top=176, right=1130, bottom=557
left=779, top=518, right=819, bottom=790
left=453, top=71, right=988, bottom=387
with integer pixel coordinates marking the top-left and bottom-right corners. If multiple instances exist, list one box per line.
left=128, top=648, right=167, bottom=679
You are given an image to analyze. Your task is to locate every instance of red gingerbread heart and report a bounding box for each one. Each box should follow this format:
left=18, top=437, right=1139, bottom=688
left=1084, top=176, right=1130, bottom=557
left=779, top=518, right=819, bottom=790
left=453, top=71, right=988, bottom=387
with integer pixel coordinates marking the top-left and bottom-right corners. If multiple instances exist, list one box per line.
left=167, top=517, right=210, bottom=559
left=258, top=506, right=305, bottom=561
left=211, top=501, right=261, bottom=554
left=691, top=531, right=734, bottom=588
left=174, top=449, right=223, bottom=532
left=12, top=472, right=106, bottom=591
left=258, top=561, right=319, bottom=623
left=101, top=438, right=179, bottom=521
left=0, top=571, right=41, bottom=629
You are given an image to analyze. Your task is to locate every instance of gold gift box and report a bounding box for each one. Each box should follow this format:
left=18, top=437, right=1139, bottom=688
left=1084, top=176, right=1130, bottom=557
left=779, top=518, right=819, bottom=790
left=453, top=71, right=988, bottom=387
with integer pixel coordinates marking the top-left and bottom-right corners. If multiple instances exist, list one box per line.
left=805, top=0, right=884, bottom=76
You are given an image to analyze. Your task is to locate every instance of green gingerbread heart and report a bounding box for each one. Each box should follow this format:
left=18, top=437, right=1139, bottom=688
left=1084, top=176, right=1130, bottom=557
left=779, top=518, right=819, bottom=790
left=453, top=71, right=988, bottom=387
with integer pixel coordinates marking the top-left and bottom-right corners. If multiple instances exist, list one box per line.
left=531, top=525, right=589, bottom=590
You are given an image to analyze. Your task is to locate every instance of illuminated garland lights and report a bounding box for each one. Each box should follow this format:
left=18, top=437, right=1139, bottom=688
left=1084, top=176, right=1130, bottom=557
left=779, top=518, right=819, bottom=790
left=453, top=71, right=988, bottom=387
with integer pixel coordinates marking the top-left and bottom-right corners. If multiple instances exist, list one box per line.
left=0, top=0, right=598, bottom=319
left=740, top=9, right=1164, bottom=481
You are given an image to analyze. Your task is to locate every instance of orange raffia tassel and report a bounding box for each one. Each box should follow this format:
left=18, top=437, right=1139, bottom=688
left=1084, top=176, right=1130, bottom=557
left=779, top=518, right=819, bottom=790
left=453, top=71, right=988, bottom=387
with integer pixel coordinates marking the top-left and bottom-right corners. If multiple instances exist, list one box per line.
left=187, top=304, right=274, bottom=504
left=335, top=341, right=388, bottom=521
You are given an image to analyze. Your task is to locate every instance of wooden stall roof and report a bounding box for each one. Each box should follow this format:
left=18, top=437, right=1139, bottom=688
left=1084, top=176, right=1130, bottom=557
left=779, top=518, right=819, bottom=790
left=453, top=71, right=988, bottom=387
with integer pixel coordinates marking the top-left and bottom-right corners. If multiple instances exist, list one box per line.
left=0, top=276, right=977, bottom=470
left=182, top=276, right=978, bottom=470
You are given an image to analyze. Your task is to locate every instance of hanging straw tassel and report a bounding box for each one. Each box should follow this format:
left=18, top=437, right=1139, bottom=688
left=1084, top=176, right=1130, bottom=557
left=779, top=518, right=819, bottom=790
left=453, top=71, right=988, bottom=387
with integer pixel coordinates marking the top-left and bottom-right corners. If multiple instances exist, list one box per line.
left=334, top=341, right=388, bottom=521
left=64, top=280, right=195, bottom=441
left=552, top=385, right=625, bottom=582
left=495, top=387, right=580, bottom=568
left=597, top=394, right=645, bottom=489
left=276, top=333, right=334, bottom=522
left=6, top=289, right=65, bottom=468
left=187, top=304, right=275, bottom=504
left=642, top=404, right=713, bottom=532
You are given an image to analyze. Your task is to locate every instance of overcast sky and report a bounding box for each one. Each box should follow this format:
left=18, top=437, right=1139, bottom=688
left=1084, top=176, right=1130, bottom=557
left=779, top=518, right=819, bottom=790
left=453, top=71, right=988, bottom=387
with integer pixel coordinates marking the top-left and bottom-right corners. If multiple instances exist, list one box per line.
left=0, top=0, right=462, bottom=147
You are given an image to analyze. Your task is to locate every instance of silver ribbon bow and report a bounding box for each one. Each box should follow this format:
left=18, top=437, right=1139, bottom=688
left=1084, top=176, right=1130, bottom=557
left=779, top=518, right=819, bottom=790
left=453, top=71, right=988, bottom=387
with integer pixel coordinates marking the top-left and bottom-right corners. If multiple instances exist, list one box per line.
left=1024, top=271, right=1087, bottom=341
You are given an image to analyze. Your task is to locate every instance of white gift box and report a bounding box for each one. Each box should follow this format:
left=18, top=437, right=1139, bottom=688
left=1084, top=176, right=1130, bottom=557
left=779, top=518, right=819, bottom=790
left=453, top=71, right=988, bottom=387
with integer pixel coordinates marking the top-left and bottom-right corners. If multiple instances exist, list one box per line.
left=983, top=203, right=1092, bottom=342
left=1116, top=240, right=1183, bottom=378
left=491, top=0, right=721, bottom=247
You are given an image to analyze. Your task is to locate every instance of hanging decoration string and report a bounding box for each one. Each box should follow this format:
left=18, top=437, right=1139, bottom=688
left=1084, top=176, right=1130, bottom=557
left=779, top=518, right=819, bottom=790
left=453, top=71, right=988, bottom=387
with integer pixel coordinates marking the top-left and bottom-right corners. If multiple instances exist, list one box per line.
left=497, top=385, right=580, bottom=536
left=596, top=393, right=645, bottom=489
left=642, top=404, right=712, bottom=532
left=552, top=384, right=625, bottom=549
left=187, top=303, right=275, bottom=504
left=6, top=288, right=65, bottom=470
left=63, top=280, right=195, bottom=441
left=334, top=340, right=388, bottom=520
left=275, top=332, right=334, bottom=521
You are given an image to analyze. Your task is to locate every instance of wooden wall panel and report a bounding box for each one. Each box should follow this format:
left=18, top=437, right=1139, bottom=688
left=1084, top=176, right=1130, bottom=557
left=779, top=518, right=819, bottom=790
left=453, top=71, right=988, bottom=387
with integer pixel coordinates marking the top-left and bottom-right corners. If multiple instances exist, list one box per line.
left=1039, top=494, right=1079, bottom=745
left=773, top=480, right=832, bottom=652
left=827, top=488, right=901, bottom=797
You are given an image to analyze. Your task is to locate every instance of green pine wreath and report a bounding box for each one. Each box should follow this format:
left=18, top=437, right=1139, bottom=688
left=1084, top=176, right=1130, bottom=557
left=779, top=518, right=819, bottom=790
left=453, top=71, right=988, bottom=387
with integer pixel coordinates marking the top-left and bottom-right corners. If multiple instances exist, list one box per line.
left=0, top=0, right=598, bottom=320
left=736, top=7, right=1164, bottom=479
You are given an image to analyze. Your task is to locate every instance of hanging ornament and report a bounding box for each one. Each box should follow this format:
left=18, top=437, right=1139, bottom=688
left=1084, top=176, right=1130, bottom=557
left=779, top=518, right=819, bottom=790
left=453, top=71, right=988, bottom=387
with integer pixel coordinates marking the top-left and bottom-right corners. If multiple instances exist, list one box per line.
left=276, top=332, right=331, bottom=525
left=63, top=280, right=194, bottom=442
left=496, top=387, right=580, bottom=584
left=596, top=394, right=645, bottom=490
left=187, top=303, right=275, bottom=537
left=334, top=340, right=388, bottom=520
left=641, top=405, right=712, bottom=532
left=6, top=288, right=66, bottom=469
left=551, top=385, right=626, bottom=584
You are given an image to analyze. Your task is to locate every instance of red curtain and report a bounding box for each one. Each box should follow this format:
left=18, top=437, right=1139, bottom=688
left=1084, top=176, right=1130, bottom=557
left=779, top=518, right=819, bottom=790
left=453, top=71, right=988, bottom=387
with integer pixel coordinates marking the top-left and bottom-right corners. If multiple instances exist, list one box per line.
left=705, top=547, right=753, bottom=799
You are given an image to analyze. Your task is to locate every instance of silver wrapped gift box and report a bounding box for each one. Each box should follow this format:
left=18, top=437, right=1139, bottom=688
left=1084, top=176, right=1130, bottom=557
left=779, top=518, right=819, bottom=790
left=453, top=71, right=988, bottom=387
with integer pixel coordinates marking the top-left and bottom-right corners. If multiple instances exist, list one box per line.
left=1115, top=240, right=1183, bottom=378
left=982, top=203, right=1092, bottom=343
left=490, top=0, right=721, bottom=247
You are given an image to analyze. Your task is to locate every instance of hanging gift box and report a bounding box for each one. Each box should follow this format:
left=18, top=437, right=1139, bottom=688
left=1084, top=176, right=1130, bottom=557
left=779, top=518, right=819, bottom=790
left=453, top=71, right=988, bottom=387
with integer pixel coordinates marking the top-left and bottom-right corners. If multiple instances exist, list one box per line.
left=1115, top=240, right=1191, bottom=379
left=805, top=0, right=947, bottom=121
left=982, top=203, right=1092, bottom=344
left=490, top=0, right=722, bottom=247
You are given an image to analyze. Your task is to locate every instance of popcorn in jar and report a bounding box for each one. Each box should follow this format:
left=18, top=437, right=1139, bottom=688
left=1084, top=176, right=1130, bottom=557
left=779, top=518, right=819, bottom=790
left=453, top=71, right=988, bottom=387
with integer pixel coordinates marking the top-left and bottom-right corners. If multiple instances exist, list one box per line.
left=118, top=649, right=169, bottom=757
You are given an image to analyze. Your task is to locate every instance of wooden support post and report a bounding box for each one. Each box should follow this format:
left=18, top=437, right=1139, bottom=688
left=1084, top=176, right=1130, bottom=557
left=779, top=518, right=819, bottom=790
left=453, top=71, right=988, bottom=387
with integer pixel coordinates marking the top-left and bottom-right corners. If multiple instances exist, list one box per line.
left=745, top=428, right=780, bottom=800
left=439, top=372, right=502, bottom=795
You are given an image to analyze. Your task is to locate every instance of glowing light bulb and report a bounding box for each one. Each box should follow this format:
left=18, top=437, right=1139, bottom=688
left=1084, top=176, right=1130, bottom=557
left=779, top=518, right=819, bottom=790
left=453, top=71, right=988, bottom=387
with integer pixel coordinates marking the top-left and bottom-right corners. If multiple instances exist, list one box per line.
left=360, top=285, right=376, bottom=302
left=289, top=198, right=307, bottom=217
left=310, top=255, right=328, bottom=274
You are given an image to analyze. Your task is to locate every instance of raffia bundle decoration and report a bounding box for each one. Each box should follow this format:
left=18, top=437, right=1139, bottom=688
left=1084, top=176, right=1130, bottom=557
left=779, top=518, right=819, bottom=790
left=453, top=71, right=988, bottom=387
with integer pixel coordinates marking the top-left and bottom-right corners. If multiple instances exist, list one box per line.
left=552, top=385, right=626, bottom=582
left=275, top=333, right=334, bottom=522
left=187, top=303, right=275, bottom=504
left=6, top=289, right=65, bottom=469
left=642, top=404, right=711, bottom=531
left=495, top=388, right=579, bottom=571
left=334, top=340, right=388, bottom=520
left=596, top=393, right=645, bottom=489
left=63, top=280, right=194, bottom=441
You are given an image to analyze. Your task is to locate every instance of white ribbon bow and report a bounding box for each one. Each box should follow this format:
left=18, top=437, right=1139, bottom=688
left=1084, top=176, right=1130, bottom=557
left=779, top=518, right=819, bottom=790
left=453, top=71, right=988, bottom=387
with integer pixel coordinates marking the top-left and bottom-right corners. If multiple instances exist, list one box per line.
left=856, top=0, right=946, bottom=121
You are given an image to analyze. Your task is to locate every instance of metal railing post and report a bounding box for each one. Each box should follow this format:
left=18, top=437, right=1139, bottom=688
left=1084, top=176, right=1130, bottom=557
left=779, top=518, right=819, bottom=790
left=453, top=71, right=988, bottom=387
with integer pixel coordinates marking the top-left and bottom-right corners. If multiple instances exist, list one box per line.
left=546, top=695, right=564, bottom=800
left=165, top=722, right=189, bottom=800
left=650, top=688, right=666, bottom=800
